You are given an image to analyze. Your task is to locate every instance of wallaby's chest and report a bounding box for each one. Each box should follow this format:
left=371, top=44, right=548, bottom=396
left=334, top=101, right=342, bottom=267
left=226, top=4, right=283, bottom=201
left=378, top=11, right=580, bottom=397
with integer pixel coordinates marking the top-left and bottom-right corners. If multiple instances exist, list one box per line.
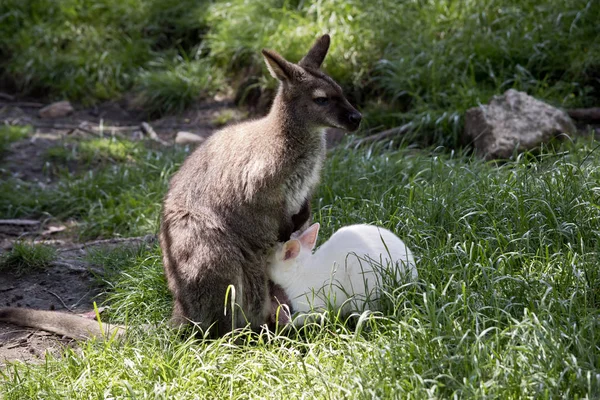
left=282, top=139, right=325, bottom=215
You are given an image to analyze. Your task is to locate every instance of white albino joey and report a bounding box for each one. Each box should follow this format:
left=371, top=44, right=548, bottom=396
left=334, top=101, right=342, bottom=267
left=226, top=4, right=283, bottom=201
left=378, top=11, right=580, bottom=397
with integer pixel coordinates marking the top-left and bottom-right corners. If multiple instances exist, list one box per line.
left=268, top=223, right=417, bottom=326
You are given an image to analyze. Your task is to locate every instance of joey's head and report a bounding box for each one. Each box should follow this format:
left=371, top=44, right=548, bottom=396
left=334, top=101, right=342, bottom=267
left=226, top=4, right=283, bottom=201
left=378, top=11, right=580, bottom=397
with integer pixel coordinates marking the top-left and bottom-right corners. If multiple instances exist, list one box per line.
left=268, top=223, right=320, bottom=288
left=262, top=35, right=362, bottom=132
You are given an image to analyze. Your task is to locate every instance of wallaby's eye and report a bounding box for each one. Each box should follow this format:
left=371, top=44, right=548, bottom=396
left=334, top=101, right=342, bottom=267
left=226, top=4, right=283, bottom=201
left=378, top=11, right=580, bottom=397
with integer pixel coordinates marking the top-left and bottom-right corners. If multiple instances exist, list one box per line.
left=313, top=97, right=329, bottom=106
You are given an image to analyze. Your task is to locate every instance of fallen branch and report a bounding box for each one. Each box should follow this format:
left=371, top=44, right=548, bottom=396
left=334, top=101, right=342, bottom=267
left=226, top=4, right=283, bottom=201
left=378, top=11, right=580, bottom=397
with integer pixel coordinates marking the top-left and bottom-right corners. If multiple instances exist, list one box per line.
left=31, top=122, right=137, bottom=133
left=14, top=121, right=207, bottom=136
left=567, top=108, right=600, bottom=122
left=0, top=286, right=16, bottom=293
left=347, top=122, right=414, bottom=148
left=30, top=239, right=68, bottom=247
left=65, top=126, right=98, bottom=136
left=141, top=122, right=169, bottom=145
left=0, top=100, right=45, bottom=108
left=10, top=102, right=45, bottom=108
left=57, top=235, right=157, bottom=253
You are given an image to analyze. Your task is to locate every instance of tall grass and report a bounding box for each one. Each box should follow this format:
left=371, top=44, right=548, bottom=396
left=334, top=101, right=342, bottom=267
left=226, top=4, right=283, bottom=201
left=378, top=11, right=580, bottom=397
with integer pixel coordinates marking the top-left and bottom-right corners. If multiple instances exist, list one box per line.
left=0, top=0, right=219, bottom=112
left=1, top=139, right=599, bottom=398
left=2, top=1, right=598, bottom=145
left=372, top=0, right=600, bottom=146
left=206, top=0, right=599, bottom=146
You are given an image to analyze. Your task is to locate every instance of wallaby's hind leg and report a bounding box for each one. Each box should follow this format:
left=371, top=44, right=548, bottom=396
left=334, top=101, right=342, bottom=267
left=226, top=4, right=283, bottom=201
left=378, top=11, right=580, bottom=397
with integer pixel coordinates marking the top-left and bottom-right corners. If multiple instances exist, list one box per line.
left=169, top=299, right=188, bottom=327
left=172, top=274, right=235, bottom=337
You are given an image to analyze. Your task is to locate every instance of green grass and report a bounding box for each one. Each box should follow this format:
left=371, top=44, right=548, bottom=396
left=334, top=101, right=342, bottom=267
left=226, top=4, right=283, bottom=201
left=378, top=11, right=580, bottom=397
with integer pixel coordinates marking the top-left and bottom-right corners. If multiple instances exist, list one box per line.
left=0, top=242, right=56, bottom=275
left=2, top=1, right=598, bottom=145
left=1, top=2, right=599, bottom=396
left=134, top=58, right=224, bottom=116
left=0, top=139, right=187, bottom=240
left=1, top=138, right=599, bottom=398
left=211, top=109, right=246, bottom=127
left=0, top=125, right=30, bottom=156
left=0, top=0, right=215, bottom=112
left=206, top=0, right=600, bottom=146
left=45, top=137, right=145, bottom=166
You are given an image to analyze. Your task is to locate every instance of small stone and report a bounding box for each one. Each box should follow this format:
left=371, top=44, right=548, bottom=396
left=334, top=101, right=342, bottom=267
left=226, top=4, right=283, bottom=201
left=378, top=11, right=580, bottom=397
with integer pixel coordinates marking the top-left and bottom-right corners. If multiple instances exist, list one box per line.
left=38, top=101, right=74, bottom=118
left=175, top=131, right=205, bottom=145
left=463, top=89, right=576, bottom=159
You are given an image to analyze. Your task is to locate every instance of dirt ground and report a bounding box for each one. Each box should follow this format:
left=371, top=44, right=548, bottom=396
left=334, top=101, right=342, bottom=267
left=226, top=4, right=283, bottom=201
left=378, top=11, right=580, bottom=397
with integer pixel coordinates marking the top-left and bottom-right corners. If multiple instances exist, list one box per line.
left=0, top=238, right=153, bottom=367
left=0, top=231, right=156, bottom=368
left=0, top=97, right=243, bottom=182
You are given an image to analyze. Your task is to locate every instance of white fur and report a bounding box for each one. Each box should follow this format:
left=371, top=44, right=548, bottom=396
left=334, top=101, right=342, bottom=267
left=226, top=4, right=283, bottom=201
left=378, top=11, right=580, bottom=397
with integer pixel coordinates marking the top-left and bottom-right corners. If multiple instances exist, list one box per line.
left=283, top=129, right=326, bottom=215
left=268, top=224, right=417, bottom=326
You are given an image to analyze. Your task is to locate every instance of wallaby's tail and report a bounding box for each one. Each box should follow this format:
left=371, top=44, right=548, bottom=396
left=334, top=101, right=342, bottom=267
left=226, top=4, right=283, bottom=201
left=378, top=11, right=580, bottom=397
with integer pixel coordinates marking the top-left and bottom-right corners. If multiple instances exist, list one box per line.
left=0, top=307, right=126, bottom=340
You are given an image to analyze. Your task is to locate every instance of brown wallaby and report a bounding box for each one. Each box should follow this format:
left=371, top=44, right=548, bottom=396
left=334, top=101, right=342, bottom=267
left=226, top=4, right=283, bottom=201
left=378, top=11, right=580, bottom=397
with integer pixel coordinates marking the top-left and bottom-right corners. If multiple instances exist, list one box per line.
left=0, top=34, right=361, bottom=340
left=160, top=34, right=361, bottom=336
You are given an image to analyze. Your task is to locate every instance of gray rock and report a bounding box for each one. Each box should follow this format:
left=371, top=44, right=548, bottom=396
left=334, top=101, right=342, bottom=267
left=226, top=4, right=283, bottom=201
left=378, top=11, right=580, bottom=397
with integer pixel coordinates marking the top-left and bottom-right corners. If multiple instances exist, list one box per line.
left=38, top=101, right=74, bottom=118
left=464, top=89, right=576, bottom=159
left=175, top=131, right=205, bottom=145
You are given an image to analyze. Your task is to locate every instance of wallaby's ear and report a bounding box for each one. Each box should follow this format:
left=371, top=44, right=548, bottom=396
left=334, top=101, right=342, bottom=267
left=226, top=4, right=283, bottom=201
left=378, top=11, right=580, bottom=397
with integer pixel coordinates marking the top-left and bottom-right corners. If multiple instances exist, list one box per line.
left=282, top=240, right=301, bottom=261
left=262, top=49, right=300, bottom=82
left=298, top=223, right=320, bottom=250
left=298, top=34, right=330, bottom=70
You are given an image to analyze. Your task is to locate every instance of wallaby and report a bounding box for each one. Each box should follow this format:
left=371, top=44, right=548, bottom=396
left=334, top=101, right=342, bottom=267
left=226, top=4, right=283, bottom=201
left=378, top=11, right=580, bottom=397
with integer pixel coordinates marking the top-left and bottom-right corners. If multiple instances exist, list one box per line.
left=268, top=223, right=417, bottom=327
left=0, top=34, right=361, bottom=340
left=160, top=34, right=361, bottom=337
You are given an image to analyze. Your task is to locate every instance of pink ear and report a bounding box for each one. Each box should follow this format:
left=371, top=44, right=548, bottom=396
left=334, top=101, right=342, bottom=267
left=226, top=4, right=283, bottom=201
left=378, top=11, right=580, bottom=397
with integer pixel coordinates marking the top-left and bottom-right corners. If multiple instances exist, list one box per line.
left=298, top=223, right=320, bottom=250
left=282, top=240, right=301, bottom=261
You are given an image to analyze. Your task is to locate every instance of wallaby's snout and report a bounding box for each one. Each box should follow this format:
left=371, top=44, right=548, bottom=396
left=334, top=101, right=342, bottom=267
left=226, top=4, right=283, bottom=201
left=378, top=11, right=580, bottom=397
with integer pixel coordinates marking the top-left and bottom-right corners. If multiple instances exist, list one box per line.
left=343, top=107, right=362, bottom=132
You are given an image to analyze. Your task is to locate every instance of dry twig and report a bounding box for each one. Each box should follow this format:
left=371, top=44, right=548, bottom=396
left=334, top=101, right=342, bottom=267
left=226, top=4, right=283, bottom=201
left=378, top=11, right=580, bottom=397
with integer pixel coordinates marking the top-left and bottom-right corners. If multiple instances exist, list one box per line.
left=57, top=235, right=156, bottom=253
left=347, top=123, right=414, bottom=148
left=141, top=122, right=169, bottom=145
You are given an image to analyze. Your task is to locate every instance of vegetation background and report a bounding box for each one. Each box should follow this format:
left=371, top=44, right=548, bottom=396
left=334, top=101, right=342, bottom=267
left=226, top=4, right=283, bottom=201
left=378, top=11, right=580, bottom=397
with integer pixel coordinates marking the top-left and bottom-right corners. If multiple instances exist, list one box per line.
left=1, top=0, right=598, bottom=145
left=0, top=0, right=599, bottom=398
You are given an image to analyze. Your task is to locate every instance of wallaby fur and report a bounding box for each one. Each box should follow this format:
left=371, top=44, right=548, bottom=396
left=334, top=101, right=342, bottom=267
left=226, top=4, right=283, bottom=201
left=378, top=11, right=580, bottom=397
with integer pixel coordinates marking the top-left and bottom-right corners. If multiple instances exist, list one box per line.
left=0, top=34, right=361, bottom=340
left=0, top=307, right=125, bottom=340
left=159, top=34, right=361, bottom=336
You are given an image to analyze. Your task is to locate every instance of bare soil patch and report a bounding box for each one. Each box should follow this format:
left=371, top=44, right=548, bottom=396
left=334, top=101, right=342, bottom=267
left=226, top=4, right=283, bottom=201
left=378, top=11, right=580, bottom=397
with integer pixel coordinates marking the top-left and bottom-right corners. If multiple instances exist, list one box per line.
left=0, top=236, right=155, bottom=367
left=1, top=97, right=242, bottom=184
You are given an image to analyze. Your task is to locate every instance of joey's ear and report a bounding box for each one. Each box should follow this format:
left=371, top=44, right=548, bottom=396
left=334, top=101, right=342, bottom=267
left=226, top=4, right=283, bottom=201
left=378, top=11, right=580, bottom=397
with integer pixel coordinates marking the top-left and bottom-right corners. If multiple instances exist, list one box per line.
left=262, top=49, right=302, bottom=82
left=282, top=240, right=301, bottom=261
left=298, top=34, right=330, bottom=69
left=298, top=223, right=320, bottom=250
